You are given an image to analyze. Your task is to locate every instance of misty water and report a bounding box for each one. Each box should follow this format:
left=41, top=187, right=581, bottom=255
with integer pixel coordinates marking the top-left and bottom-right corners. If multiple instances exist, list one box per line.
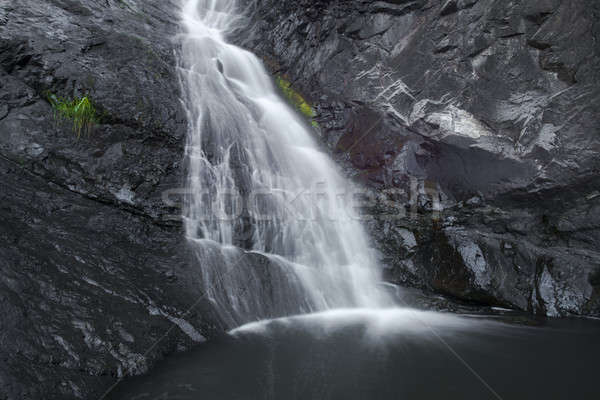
left=110, top=1, right=600, bottom=398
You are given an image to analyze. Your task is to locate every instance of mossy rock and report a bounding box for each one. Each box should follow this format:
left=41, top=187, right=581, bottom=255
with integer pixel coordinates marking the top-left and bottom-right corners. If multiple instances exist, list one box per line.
left=275, top=76, right=318, bottom=127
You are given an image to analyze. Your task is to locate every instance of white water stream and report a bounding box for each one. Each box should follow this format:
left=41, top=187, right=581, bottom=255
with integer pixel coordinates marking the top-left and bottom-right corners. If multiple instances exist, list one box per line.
left=179, top=0, right=391, bottom=327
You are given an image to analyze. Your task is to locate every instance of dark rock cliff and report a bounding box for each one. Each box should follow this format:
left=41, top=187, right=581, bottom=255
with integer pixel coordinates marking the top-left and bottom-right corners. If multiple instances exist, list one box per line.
left=0, top=1, right=222, bottom=398
left=238, top=0, right=600, bottom=316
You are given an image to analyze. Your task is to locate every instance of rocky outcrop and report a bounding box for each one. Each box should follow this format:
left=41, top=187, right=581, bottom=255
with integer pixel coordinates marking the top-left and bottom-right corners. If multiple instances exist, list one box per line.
left=0, top=156, right=221, bottom=399
left=0, top=1, right=223, bottom=398
left=238, top=0, right=600, bottom=316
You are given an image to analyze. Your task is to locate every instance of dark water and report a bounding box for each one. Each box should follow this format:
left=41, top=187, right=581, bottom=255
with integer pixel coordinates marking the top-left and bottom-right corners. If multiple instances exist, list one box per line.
left=110, top=309, right=600, bottom=400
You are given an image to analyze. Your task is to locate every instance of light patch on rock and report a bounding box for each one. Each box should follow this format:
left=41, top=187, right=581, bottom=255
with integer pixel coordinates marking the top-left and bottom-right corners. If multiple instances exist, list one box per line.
left=397, top=228, right=417, bottom=250
left=148, top=306, right=206, bottom=343
left=166, top=316, right=206, bottom=343
left=538, top=268, right=559, bottom=317
left=409, top=98, right=441, bottom=124
left=425, top=105, right=492, bottom=139
left=117, top=326, right=135, bottom=343
left=586, top=191, right=600, bottom=201
left=466, top=196, right=482, bottom=206
left=73, top=320, right=105, bottom=350
left=529, top=123, right=559, bottom=152
left=111, top=343, right=147, bottom=377
left=471, top=47, right=494, bottom=70
left=27, top=142, right=44, bottom=157
left=82, top=277, right=99, bottom=287
left=355, top=64, right=380, bottom=81
left=375, top=77, right=415, bottom=102
left=67, top=381, right=82, bottom=399
left=500, top=92, right=546, bottom=125
left=53, top=335, right=80, bottom=362
left=72, top=320, right=147, bottom=377
left=541, top=264, right=593, bottom=317
left=457, top=241, right=491, bottom=288
left=80, top=277, right=139, bottom=304
left=74, top=255, right=87, bottom=264
left=390, top=22, right=419, bottom=56
left=115, top=185, right=135, bottom=204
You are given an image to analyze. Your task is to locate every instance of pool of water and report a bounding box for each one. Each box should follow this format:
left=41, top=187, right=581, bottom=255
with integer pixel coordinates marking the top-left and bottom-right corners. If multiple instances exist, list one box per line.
left=110, top=308, right=600, bottom=400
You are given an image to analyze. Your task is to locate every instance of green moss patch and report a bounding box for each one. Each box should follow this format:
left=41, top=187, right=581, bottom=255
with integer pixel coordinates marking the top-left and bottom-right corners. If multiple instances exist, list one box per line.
left=275, top=76, right=318, bottom=127
left=48, top=94, right=98, bottom=137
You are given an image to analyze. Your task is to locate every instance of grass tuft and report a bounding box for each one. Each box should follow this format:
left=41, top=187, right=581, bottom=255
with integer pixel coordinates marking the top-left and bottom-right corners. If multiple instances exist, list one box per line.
left=275, top=76, right=318, bottom=127
left=48, top=94, right=98, bottom=137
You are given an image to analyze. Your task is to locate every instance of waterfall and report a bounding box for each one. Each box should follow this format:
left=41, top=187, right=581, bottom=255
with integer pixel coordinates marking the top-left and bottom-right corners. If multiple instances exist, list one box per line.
left=178, top=0, right=391, bottom=328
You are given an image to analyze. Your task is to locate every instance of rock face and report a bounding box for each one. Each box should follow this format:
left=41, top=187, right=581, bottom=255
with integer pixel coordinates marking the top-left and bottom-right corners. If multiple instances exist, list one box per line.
left=238, top=0, right=600, bottom=316
left=0, top=1, right=223, bottom=398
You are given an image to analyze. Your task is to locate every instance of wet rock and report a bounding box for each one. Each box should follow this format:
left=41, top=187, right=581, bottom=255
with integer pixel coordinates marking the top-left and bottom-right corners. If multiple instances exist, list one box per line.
left=239, top=0, right=600, bottom=317
left=0, top=0, right=223, bottom=398
left=0, top=156, right=224, bottom=399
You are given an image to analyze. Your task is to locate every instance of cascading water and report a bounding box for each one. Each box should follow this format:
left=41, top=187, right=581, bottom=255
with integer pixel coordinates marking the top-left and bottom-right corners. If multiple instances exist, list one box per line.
left=178, top=0, right=391, bottom=327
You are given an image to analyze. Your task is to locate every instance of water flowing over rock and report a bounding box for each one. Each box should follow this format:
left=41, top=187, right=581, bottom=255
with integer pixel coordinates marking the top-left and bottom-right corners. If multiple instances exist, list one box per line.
left=0, top=0, right=599, bottom=398
left=179, top=0, right=391, bottom=328
left=236, top=0, right=600, bottom=316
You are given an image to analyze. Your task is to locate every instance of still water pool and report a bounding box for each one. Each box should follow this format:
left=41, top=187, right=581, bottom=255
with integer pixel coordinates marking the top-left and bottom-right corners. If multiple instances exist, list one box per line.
left=111, top=309, right=600, bottom=400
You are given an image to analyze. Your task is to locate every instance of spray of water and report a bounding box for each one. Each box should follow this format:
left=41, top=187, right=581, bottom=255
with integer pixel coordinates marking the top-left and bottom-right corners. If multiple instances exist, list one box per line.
left=178, top=0, right=391, bottom=327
